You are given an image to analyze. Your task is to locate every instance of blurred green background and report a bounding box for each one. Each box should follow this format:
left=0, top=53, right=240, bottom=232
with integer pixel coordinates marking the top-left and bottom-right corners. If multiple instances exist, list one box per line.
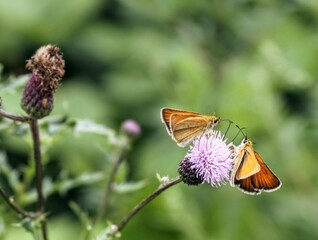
left=0, top=0, right=318, bottom=239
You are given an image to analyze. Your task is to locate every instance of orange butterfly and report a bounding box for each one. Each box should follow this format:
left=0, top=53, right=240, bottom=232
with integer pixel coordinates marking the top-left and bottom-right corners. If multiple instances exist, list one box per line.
left=161, top=108, right=220, bottom=147
left=230, top=137, right=281, bottom=195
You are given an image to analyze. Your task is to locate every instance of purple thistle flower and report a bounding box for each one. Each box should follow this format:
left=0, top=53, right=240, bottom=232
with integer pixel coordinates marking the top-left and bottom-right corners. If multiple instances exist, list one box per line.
left=178, top=130, right=234, bottom=187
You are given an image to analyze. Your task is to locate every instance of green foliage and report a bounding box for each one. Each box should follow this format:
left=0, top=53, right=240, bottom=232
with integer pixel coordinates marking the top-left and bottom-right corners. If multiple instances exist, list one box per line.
left=95, top=225, right=121, bottom=240
left=0, top=0, right=318, bottom=240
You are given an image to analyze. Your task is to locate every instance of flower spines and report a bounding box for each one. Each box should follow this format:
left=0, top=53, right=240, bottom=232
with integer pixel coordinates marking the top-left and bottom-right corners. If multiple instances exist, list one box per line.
left=21, top=45, right=65, bottom=119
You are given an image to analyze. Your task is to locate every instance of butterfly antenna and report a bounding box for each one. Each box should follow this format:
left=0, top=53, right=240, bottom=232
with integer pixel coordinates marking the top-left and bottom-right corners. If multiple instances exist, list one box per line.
left=223, top=119, right=233, bottom=138
left=231, top=125, right=246, bottom=142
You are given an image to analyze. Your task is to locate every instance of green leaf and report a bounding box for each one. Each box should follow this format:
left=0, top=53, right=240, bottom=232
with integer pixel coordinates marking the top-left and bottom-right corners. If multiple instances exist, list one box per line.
left=73, top=120, right=118, bottom=145
left=57, top=172, right=105, bottom=195
left=0, top=64, right=3, bottom=80
left=23, top=172, right=105, bottom=204
left=13, top=217, right=40, bottom=240
left=113, top=180, right=147, bottom=194
left=0, top=152, right=23, bottom=195
left=0, top=74, right=28, bottom=95
left=69, top=201, right=92, bottom=236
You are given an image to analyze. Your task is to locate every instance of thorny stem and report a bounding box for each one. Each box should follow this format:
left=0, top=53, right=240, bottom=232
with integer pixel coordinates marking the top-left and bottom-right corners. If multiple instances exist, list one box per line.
left=0, top=186, right=37, bottom=218
left=30, top=119, right=48, bottom=240
left=115, top=176, right=182, bottom=233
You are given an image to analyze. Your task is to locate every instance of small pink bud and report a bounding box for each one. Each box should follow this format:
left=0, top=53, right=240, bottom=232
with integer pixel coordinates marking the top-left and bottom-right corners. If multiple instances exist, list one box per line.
left=121, top=119, right=141, bottom=137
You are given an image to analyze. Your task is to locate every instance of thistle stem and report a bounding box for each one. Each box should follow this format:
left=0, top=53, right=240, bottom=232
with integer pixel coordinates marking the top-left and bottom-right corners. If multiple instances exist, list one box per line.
left=0, top=109, right=31, bottom=122
left=0, top=186, right=37, bottom=218
left=30, top=119, right=47, bottom=240
left=116, top=176, right=182, bottom=233
left=93, top=150, right=127, bottom=227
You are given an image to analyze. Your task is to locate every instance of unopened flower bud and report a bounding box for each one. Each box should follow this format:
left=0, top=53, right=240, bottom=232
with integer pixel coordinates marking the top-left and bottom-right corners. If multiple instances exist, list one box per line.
left=121, top=119, right=141, bottom=137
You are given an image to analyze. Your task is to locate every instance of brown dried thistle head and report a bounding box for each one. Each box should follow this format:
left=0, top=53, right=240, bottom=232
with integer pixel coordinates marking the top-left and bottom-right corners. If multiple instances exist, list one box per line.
left=21, top=45, right=65, bottom=119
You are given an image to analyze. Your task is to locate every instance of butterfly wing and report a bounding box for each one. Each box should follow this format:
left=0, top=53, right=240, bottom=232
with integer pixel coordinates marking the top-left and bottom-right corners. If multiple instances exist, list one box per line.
left=250, top=151, right=282, bottom=192
left=231, top=147, right=261, bottom=194
left=161, top=108, right=219, bottom=147
left=160, top=108, right=176, bottom=134
left=234, top=176, right=261, bottom=195
left=230, top=146, right=246, bottom=187
left=171, top=116, right=210, bottom=147
left=160, top=108, right=200, bottom=135
left=234, top=151, right=281, bottom=195
left=234, top=147, right=260, bottom=180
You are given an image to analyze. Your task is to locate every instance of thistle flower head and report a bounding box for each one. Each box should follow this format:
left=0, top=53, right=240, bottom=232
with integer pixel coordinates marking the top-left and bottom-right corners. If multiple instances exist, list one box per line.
left=178, top=131, right=234, bottom=187
left=21, top=44, right=65, bottom=119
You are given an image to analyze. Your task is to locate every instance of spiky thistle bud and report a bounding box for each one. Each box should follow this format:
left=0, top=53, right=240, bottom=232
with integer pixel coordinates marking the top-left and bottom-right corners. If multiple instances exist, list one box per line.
left=21, top=44, right=65, bottom=119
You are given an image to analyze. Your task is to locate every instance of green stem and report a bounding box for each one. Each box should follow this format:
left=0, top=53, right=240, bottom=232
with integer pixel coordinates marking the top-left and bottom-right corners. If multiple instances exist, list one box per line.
left=91, top=149, right=127, bottom=233
left=116, top=176, right=182, bottom=233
